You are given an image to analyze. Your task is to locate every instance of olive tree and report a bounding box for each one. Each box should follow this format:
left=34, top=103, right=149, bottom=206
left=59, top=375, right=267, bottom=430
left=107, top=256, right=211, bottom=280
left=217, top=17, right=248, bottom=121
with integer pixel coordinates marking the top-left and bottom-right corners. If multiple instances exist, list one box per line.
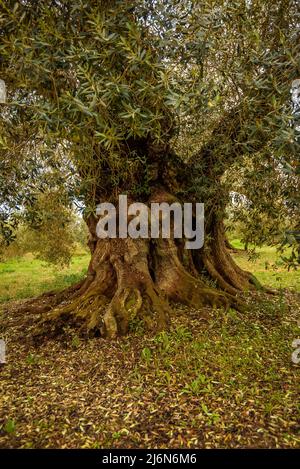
left=0, top=0, right=298, bottom=337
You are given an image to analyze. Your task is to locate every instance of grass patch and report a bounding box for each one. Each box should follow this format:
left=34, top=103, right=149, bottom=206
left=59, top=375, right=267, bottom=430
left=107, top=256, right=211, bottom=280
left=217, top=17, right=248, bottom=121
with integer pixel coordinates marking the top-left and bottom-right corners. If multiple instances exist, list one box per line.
left=0, top=253, right=89, bottom=303
left=231, top=240, right=300, bottom=291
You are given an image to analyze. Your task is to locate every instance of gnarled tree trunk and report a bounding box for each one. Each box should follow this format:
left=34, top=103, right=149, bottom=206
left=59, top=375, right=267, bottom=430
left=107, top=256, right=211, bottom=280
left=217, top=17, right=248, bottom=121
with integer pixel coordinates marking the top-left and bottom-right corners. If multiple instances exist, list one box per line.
left=9, top=117, right=268, bottom=338
left=18, top=184, right=259, bottom=339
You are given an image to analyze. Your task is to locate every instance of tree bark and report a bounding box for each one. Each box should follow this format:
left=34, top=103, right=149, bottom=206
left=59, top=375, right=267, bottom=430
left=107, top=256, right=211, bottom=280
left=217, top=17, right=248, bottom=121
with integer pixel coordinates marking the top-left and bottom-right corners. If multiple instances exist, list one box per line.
left=15, top=186, right=257, bottom=339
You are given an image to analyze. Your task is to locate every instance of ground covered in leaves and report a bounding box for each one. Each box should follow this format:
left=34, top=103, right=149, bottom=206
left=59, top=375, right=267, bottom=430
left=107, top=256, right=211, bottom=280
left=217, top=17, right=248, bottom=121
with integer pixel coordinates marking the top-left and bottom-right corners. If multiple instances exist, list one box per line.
left=0, top=288, right=299, bottom=449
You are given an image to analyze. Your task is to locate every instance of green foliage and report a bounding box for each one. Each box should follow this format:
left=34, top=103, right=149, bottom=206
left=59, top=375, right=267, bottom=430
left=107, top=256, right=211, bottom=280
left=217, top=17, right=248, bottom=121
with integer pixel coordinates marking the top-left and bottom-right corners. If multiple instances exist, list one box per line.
left=200, top=404, right=220, bottom=425
left=4, top=419, right=16, bottom=434
left=26, top=353, right=39, bottom=365
left=71, top=335, right=81, bottom=349
left=0, top=0, right=299, bottom=261
left=225, top=154, right=300, bottom=263
left=182, top=373, right=211, bottom=396
left=0, top=199, right=88, bottom=266
left=141, top=347, right=152, bottom=364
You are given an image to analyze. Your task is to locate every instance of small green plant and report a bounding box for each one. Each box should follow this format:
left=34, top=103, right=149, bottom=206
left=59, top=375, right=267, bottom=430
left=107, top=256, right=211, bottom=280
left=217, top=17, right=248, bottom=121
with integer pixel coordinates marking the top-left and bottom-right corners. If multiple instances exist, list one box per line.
left=71, top=335, right=81, bottom=348
left=26, top=353, right=39, bottom=365
left=23, top=442, right=34, bottom=448
left=163, top=370, right=172, bottom=385
left=4, top=418, right=16, bottom=434
left=128, top=317, right=145, bottom=335
left=25, top=396, right=34, bottom=405
left=173, top=326, right=193, bottom=342
left=112, top=428, right=129, bottom=439
left=153, top=331, right=171, bottom=352
left=201, top=403, right=220, bottom=425
left=91, top=441, right=101, bottom=449
left=141, top=347, right=152, bottom=364
left=182, top=373, right=208, bottom=395
left=192, top=341, right=207, bottom=352
left=264, top=402, right=274, bottom=416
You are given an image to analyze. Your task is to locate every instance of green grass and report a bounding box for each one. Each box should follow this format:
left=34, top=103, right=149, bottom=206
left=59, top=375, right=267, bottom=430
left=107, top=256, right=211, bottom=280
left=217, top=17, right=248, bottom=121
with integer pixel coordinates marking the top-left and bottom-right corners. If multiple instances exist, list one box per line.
left=231, top=239, right=300, bottom=292
left=0, top=241, right=298, bottom=305
left=0, top=253, right=89, bottom=304
left=0, top=245, right=299, bottom=448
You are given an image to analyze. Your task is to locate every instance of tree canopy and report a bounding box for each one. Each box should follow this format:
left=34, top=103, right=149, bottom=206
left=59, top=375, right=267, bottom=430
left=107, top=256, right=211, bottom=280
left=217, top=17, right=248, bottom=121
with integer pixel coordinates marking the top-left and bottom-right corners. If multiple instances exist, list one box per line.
left=1, top=0, right=299, bottom=229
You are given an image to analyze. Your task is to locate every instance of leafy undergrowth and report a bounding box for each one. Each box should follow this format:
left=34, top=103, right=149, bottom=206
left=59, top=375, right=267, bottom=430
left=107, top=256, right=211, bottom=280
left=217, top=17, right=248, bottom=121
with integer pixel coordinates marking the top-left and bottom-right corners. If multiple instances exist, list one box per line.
left=0, top=291, right=299, bottom=448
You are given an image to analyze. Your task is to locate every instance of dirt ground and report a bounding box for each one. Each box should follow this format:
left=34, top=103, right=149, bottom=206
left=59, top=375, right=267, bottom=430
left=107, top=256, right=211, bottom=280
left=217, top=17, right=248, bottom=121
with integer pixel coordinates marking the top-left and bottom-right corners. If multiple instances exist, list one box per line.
left=0, top=291, right=299, bottom=448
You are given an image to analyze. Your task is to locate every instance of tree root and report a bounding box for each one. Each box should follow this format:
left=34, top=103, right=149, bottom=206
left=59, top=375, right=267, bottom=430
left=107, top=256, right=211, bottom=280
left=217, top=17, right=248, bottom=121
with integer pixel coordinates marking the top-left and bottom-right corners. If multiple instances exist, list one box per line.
left=32, top=238, right=171, bottom=338
left=6, top=194, right=265, bottom=339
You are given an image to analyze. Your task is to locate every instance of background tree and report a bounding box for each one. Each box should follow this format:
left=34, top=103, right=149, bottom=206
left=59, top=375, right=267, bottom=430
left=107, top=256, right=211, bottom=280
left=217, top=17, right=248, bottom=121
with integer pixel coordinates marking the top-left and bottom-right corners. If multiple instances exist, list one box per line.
left=0, top=0, right=299, bottom=337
